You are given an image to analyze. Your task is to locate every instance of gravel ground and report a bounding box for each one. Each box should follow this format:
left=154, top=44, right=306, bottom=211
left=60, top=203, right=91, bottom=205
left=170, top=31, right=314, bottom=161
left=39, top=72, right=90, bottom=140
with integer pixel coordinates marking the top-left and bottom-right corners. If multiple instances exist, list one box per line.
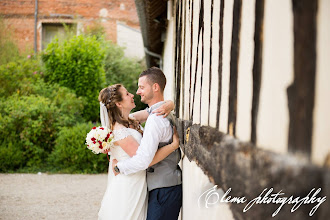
left=0, top=173, right=108, bottom=220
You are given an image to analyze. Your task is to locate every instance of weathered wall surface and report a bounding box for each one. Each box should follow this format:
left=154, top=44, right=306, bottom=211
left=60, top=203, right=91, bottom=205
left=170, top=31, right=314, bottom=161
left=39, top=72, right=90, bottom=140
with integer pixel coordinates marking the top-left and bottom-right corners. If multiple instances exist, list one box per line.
left=162, top=0, right=330, bottom=219
left=116, top=22, right=144, bottom=59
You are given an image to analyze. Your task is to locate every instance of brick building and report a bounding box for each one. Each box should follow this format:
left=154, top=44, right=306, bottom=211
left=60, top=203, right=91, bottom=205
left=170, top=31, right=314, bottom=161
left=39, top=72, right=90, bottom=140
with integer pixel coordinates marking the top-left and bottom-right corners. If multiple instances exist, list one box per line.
left=0, top=0, right=141, bottom=56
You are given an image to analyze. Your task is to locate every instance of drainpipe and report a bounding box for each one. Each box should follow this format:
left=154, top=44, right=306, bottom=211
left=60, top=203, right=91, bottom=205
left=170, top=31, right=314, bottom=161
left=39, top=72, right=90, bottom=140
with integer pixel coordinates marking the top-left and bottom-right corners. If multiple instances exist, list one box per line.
left=144, top=47, right=163, bottom=69
left=34, top=0, right=38, bottom=53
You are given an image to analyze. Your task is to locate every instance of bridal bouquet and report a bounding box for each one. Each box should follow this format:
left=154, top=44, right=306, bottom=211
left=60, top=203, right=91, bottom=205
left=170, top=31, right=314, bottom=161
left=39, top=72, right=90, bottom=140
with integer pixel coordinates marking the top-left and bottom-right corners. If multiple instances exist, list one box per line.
left=85, top=126, right=114, bottom=154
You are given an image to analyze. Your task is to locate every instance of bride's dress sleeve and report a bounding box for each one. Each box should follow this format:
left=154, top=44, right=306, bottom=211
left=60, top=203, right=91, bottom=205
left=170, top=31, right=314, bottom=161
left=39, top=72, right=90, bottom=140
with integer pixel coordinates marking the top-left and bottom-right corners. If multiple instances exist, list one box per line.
left=112, top=128, right=131, bottom=143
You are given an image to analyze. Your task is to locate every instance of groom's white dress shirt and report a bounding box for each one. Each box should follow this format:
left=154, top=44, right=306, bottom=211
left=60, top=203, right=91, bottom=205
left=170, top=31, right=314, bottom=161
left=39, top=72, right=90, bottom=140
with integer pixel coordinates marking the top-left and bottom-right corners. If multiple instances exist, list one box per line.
left=117, top=101, right=172, bottom=175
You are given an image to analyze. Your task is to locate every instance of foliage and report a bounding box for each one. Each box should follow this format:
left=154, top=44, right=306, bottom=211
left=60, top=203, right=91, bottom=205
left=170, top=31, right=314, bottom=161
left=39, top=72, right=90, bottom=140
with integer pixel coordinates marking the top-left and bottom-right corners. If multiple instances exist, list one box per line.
left=0, top=23, right=147, bottom=173
left=103, top=42, right=147, bottom=111
left=48, top=122, right=108, bottom=173
left=42, top=35, right=106, bottom=122
left=84, top=20, right=107, bottom=40
left=0, top=90, right=85, bottom=171
left=0, top=18, right=20, bottom=66
left=0, top=141, right=25, bottom=172
left=0, top=57, right=42, bottom=97
left=83, top=21, right=147, bottom=111
left=22, top=81, right=86, bottom=128
left=0, top=95, right=58, bottom=170
left=0, top=55, right=86, bottom=172
left=0, top=55, right=86, bottom=127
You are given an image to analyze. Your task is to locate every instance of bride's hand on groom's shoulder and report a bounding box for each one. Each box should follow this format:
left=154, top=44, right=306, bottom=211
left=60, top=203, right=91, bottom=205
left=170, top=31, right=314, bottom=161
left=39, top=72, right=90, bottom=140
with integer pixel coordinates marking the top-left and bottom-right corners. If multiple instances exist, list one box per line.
left=152, top=100, right=174, bottom=118
left=112, top=159, right=119, bottom=176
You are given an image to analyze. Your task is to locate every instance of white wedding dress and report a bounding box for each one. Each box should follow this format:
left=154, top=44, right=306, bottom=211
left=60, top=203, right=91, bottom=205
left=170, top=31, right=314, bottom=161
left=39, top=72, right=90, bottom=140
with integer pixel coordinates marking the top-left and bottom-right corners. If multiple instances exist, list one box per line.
left=98, top=127, right=147, bottom=220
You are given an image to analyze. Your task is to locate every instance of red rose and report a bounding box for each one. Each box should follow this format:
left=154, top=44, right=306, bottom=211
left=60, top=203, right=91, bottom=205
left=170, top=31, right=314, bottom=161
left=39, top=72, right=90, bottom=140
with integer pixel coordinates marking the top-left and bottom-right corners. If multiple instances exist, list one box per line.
left=100, top=127, right=104, bottom=130
left=92, top=127, right=96, bottom=129
left=99, top=145, right=103, bottom=149
left=91, top=137, right=96, bottom=142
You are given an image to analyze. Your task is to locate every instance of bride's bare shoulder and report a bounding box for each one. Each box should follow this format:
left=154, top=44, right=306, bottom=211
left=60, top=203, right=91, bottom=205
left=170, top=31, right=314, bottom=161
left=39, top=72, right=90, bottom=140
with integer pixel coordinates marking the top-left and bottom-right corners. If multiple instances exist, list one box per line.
left=113, top=122, right=127, bottom=131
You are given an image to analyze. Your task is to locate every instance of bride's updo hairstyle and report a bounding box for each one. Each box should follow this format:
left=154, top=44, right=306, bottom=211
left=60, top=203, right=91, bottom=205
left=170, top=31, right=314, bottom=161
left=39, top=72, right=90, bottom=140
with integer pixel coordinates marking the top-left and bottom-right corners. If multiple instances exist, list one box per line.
left=98, top=84, right=143, bottom=135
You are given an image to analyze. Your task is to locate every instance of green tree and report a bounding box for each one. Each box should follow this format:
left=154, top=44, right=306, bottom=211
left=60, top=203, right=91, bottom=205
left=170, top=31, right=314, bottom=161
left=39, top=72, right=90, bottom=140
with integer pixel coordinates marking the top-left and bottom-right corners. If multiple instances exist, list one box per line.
left=0, top=54, right=86, bottom=172
left=42, top=35, right=106, bottom=122
left=83, top=21, right=147, bottom=111
left=103, top=42, right=147, bottom=111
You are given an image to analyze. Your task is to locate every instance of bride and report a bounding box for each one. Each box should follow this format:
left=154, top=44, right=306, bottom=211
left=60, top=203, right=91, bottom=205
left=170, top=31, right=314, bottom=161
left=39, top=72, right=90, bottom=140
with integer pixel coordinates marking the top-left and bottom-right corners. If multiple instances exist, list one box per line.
left=97, top=84, right=179, bottom=220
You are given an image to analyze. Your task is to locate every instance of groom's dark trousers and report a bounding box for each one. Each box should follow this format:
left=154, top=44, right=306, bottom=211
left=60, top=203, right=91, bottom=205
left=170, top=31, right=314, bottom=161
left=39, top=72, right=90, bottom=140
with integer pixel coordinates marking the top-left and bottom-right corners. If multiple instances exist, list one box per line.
left=146, top=184, right=182, bottom=220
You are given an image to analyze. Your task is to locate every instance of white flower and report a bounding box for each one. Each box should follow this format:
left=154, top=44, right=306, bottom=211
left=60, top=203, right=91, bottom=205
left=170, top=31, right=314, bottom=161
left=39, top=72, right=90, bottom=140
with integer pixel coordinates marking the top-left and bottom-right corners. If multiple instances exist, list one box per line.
left=85, top=126, right=114, bottom=154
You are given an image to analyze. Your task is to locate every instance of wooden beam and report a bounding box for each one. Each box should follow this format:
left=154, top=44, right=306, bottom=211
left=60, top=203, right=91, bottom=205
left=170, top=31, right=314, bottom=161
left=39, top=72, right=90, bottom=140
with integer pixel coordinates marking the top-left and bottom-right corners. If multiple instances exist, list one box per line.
left=175, top=0, right=182, bottom=118
left=181, top=0, right=187, bottom=119
left=251, top=0, right=265, bottom=144
left=198, top=0, right=205, bottom=124
left=216, top=0, right=225, bottom=130
left=188, top=0, right=194, bottom=119
left=228, top=0, right=242, bottom=136
left=208, top=0, right=214, bottom=126
left=190, top=0, right=204, bottom=121
left=287, top=0, right=318, bottom=156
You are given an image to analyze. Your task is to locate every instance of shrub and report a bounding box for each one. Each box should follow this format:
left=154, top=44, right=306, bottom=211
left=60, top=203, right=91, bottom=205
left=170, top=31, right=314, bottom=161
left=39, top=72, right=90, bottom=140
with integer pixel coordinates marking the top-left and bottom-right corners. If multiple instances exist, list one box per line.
left=0, top=26, right=147, bottom=173
left=0, top=141, right=25, bottom=172
left=0, top=95, right=58, bottom=170
left=0, top=58, right=86, bottom=128
left=48, top=122, right=108, bottom=173
left=0, top=83, right=85, bottom=172
left=42, top=35, right=106, bottom=122
left=20, top=80, right=86, bottom=128
left=0, top=57, right=42, bottom=97
left=83, top=22, right=147, bottom=111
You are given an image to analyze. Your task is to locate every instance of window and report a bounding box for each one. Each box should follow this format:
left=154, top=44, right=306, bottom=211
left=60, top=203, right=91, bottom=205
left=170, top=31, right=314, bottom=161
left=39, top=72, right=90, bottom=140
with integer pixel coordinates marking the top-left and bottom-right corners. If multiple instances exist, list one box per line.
left=41, top=23, right=76, bottom=50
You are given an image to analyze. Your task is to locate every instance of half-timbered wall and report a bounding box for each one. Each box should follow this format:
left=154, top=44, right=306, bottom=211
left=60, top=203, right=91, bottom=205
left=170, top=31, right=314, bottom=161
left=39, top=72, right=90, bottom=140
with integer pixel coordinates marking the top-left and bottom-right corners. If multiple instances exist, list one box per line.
left=162, top=0, right=330, bottom=219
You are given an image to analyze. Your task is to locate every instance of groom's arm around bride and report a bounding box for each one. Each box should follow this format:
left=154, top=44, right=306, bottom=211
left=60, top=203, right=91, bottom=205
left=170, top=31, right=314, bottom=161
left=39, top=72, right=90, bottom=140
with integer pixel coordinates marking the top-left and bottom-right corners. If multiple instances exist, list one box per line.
left=113, top=67, right=182, bottom=220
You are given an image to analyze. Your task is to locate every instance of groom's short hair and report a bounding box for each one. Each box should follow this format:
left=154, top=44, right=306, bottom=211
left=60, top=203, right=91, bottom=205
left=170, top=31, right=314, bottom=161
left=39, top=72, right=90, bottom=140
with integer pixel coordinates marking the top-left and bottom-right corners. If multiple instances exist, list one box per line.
left=139, top=67, right=166, bottom=93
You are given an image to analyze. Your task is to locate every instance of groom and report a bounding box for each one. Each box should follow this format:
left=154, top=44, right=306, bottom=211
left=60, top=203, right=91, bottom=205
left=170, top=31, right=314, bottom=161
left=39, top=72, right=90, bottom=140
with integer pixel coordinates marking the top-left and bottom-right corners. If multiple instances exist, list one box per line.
left=112, top=67, right=182, bottom=220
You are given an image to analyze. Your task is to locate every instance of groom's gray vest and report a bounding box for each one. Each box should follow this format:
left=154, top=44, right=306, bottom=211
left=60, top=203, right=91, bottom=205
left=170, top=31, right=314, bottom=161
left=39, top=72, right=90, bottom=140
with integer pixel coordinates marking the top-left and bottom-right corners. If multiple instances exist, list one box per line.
left=146, top=103, right=182, bottom=191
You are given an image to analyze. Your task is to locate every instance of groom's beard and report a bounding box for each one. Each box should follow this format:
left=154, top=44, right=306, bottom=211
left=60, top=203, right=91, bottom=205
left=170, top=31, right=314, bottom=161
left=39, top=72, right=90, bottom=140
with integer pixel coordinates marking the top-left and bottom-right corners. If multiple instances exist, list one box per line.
left=140, top=91, right=154, bottom=104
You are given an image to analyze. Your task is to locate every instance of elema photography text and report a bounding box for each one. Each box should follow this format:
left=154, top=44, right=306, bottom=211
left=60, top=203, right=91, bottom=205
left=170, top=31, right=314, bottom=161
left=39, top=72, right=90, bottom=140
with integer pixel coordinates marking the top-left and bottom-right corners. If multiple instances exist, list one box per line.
left=198, top=186, right=326, bottom=217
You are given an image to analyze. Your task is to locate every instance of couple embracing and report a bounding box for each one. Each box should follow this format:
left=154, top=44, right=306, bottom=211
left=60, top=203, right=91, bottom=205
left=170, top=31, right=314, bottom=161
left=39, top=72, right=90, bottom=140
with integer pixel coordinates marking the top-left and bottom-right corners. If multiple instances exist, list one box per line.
left=98, top=67, right=182, bottom=220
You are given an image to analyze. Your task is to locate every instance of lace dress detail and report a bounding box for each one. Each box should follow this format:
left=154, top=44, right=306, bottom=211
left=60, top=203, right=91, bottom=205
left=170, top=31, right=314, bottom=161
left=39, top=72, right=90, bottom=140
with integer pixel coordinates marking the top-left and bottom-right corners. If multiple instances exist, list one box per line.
left=112, top=127, right=142, bottom=142
left=110, top=127, right=143, bottom=161
left=98, top=127, right=147, bottom=220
